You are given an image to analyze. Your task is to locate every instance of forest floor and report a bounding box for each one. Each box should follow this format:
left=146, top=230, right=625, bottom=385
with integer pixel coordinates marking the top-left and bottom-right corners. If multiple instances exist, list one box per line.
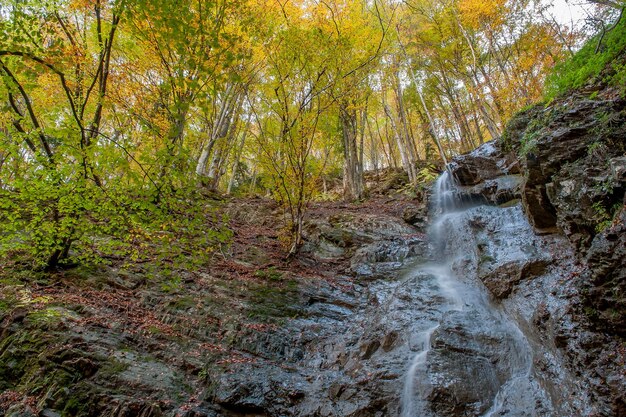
left=0, top=172, right=427, bottom=416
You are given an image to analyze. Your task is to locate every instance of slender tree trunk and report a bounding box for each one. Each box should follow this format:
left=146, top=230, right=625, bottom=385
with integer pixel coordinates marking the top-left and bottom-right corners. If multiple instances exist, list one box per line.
left=383, top=101, right=414, bottom=181
left=366, top=116, right=379, bottom=176
left=339, top=101, right=365, bottom=200
left=206, top=93, right=244, bottom=190
left=374, top=117, right=394, bottom=168
left=227, top=120, right=249, bottom=195
left=395, top=35, right=449, bottom=166
left=195, top=85, right=239, bottom=180
left=393, top=71, right=421, bottom=179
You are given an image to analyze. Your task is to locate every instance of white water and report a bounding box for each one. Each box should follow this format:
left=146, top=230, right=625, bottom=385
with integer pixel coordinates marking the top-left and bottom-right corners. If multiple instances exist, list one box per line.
left=433, top=171, right=457, bottom=215
left=400, top=173, right=464, bottom=417
left=399, top=171, right=541, bottom=417
left=400, top=324, right=439, bottom=417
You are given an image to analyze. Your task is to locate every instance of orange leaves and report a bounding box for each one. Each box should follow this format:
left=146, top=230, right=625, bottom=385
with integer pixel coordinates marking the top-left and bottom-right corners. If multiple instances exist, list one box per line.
left=69, top=0, right=98, bottom=12
left=458, top=0, right=508, bottom=29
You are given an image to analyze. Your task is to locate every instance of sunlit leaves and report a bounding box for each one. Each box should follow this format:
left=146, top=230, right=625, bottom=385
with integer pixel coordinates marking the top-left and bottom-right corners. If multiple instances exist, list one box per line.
left=458, top=0, right=508, bottom=29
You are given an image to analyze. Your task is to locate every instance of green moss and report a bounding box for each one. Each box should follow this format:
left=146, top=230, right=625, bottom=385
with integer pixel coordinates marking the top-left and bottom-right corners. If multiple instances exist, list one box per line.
left=479, top=254, right=496, bottom=265
left=0, top=327, right=80, bottom=399
left=26, top=307, right=77, bottom=325
left=98, top=358, right=129, bottom=378
left=254, top=266, right=284, bottom=282
left=168, top=295, right=196, bottom=311
left=546, top=14, right=626, bottom=99
left=499, top=199, right=521, bottom=208
left=246, top=279, right=300, bottom=322
left=62, top=396, right=85, bottom=416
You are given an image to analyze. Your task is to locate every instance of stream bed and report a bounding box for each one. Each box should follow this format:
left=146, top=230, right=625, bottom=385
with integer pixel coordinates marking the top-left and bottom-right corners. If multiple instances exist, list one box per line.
left=213, top=171, right=593, bottom=416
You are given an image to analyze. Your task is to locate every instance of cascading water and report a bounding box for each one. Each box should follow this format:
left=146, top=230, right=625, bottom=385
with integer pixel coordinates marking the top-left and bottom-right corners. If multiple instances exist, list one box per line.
left=433, top=170, right=457, bottom=215
left=399, top=170, right=551, bottom=417
left=400, top=324, right=439, bottom=417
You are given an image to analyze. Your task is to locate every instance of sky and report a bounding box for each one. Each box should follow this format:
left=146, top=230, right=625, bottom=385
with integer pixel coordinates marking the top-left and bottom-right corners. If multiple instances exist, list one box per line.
left=550, top=0, right=591, bottom=26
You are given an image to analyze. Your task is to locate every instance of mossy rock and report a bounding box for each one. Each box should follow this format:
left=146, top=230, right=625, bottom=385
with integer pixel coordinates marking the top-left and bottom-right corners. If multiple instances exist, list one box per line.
left=246, top=280, right=300, bottom=322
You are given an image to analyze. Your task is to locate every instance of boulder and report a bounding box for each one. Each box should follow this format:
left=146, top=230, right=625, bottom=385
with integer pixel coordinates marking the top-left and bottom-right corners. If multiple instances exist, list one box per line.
left=480, top=258, right=550, bottom=299
left=456, top=175, right=524, bottom=206
left=449, top=141, right=520, bottom=187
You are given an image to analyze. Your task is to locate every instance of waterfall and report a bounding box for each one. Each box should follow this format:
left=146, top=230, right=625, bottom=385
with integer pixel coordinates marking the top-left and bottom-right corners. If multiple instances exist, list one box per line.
left=432, top=170, right=457, bottom=215
left=400, top=325, right=439, bottom=417
left=400, top=170, right=463, bottom=417
left=399, top=170, right=543, bottom=417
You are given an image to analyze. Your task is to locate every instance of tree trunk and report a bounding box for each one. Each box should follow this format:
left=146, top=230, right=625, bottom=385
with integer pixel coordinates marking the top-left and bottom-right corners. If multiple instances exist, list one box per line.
left=393, top=71, right=420, bottom=180
left=339, top=101, right=365, bottom=201
left=383, top=101, right=414, bottom=182
left=227, top=120, right=249, bottom=195
left=195, top=85, right=239, bottom=181
left=366, top=116, right=379, bottom=176
left=394, top=35, right=449, bottom=167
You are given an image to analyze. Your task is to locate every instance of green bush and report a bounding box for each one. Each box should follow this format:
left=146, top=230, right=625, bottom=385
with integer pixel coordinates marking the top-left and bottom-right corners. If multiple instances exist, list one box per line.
left=0, top=158, right=232, bottom=272
left=545, top=14, right=626, bottom=98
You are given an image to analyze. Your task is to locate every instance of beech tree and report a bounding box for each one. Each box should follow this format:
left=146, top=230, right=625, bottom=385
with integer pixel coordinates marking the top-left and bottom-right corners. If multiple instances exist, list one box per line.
left=247, top=1, right=336, bottom=254
left=0, top=0, right=126, bottom=268
left=0, top=0, right=588, bottom=263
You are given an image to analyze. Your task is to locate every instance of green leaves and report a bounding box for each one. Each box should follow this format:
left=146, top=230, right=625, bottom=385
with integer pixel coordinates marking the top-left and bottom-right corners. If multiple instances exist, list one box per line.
left=546, top=12, right=626, bottom=98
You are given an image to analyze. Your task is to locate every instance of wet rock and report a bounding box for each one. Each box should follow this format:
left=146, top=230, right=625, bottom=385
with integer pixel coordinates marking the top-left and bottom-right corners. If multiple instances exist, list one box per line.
left=212, top=367, right=307, bottom=414
left=381, top=331, right=399, bottom=352
left=302, top=213, right=417, bottom=261
left=481, top=258, right=550, bottom=299
left=402, top=204, right=428, bottom=229
left=456, top=175, right=524, bottom=206
left=424, top=307, right=536, bottom=417
left=519, top=98, right=626, bottom=236
left=446, top=92, right=626, bottom=416
left=39, top=410, right=61, bottom=417
left=585, top=208, right=626, bottom=336
left=359, top=339, right=381, bottom=360
left=449, top=141, right=520, bottom=186
left=350, top=236, right=428, bottom=279
left=610, top=156, right=626, bottom=181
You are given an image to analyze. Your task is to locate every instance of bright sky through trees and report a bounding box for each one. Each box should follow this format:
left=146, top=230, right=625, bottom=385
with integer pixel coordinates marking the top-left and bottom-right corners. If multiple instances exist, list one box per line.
left=551, top=0, right=588, bottom=24
left=0, top=0, right=613, bottom=265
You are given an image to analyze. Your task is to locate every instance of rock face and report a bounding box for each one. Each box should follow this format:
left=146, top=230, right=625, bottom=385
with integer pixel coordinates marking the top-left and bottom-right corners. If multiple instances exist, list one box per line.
left=585, top=208, right=626, bottom=336
left=2, top=92, right=624, bottom=417
left=448, top=142, right=524, bottom=207
left=195, top=110, right=626, bottom=416
left=513, top=96, right=625, bottom=243
left=442, top=90, right=626, bottom=416
left=448, top=141, right=520, bottom=186
left=207, top=114, right=626, bottom=416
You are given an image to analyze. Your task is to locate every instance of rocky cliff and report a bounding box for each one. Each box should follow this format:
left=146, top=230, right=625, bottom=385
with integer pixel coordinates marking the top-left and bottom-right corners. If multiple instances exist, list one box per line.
left=449, top=87, right=625, bottom=416
left=1, top=90, right=625, bottom=417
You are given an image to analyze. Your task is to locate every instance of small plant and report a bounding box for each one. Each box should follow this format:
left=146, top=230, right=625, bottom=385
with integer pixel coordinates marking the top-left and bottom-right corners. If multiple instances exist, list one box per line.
left=160, top=274, right=182, bottom=293
left=594, top=177, right=616, bottom=194
left=519, top=130, right=541, bottom=156
left=415, top=166, right=439, bottom=184
left=254, top=266, right=283, bottom=282
left=592, top=201, right=622, bottom=232
left=587, top=141, right=607, bottom=158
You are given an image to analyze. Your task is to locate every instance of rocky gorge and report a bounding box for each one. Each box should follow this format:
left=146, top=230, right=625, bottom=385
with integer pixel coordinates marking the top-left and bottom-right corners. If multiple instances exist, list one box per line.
left=1, top=88, right=625, bottom=417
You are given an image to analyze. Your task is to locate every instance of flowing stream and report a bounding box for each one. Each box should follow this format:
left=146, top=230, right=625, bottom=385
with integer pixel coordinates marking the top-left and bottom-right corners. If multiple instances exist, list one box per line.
left=398, top=172, right=550, bottom=417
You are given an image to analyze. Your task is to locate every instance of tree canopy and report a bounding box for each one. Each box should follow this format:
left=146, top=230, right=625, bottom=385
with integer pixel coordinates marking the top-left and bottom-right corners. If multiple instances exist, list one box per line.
left=0, top=0, right=617, bottom=266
